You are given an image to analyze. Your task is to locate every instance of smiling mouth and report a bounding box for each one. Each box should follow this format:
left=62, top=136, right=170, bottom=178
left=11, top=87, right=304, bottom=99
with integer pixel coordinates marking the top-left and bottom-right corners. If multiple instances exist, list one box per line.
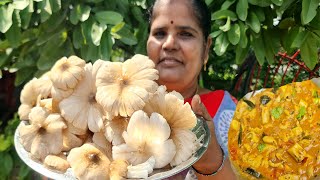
left=159, top=58, right=182, bottom=67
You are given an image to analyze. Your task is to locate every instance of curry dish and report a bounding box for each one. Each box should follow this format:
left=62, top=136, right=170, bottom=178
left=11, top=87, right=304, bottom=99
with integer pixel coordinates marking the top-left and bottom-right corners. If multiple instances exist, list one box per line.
left=228, top=80, right=320, bottom=179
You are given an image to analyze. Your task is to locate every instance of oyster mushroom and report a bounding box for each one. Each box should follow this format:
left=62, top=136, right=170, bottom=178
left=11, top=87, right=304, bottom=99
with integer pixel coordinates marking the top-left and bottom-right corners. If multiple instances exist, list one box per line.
left=50, top=56, right=86, bottom=112
left=49, top=56, right=86, bottom=91
left=60, top=63, right=105, bottom=132
left=44, top=153, right=70, bottom=172
left=67, top=143, right=111, bottom=180
left=62, top=128, right=84, bottom=152
left=112, top=110, right=176, bottom=169
left=105, top=116, right=129, bottom=146
left=109, top=159, right=129, bottom=180
left=19, top=107, right=67, bottom=161
left=143, top=85, right=198, bottom=166
left=18, top=73, right=53, bottom=120
left=93, top=131, right=113, bottom=159
left=96, top=54, right=159, bottom=118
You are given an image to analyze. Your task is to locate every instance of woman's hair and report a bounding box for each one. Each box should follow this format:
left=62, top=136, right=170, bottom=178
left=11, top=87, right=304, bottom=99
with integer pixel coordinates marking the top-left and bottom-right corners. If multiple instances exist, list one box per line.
left=148, top=0, right=211, bottom=40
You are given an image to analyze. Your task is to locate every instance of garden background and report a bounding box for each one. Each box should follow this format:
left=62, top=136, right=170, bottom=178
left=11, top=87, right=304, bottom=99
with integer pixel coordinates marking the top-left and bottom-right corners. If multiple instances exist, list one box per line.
left=0, top=0, right=319, bottom=179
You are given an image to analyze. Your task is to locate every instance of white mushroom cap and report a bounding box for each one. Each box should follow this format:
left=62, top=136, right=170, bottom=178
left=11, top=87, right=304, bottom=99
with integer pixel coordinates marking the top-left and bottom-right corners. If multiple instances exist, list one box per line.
left=112, top=110, right=176, bottom=169
left=50, top=56, right=86, bottom=91
left=67, top=143, right=111, bottom=180
left=96, top=54, right=159, bottom=118
left=19, top=108, right=66, bottom=161
left=44, top=153, right=70, bottom=172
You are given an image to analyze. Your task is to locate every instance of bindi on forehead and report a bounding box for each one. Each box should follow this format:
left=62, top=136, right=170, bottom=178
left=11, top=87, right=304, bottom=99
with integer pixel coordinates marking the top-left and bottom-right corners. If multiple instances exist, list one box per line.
left=171, top=20, right=173, bottom=24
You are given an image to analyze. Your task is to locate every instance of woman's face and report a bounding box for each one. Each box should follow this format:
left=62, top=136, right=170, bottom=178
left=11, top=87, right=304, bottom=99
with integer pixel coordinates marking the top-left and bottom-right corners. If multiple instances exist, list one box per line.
left=147, top=0, right=210, bottom=93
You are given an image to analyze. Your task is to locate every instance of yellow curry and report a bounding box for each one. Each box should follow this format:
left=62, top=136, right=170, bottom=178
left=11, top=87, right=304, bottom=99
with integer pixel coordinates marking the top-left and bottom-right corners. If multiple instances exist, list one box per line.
left=228, top=80, right=320, bottom=179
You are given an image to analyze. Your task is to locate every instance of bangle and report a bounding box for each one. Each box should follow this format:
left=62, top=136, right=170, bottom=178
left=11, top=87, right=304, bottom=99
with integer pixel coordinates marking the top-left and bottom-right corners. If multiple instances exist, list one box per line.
left=192, top=146, right=226, bottom=176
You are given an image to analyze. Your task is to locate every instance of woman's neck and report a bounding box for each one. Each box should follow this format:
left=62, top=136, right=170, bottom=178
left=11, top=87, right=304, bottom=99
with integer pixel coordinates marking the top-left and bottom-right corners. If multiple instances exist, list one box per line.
left=173, top=84, right=199, bottom=99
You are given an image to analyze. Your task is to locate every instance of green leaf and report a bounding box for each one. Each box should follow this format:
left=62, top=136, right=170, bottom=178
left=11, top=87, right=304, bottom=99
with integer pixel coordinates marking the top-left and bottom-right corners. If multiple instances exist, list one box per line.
left=20, top=6, right=32, bottom=29
left=81, top=17, right=94, bottom=45
left=18, top=164, right=31, bottom=179
left=36, top=30, right=68, bottom=70
left=253, top=7, right=265, bottom=22
left=116, top=0, right=129, bottom=15
left=291, top=27, right=308, bottom=48
left=278, top=17, right=295, bottom=29
left=205, top=0, right=214, bottom=5
left=263, top=29, right=280, bottom=64
left=69, top=6, right=79, bottom=25
left=13, top=0, right=29, bottom=10
left=39, top=0, right=53, bottom=22
left=271, top=106, right=283, bottom=119
left=49, top=0, right=61, bottom=12
left=76, top=4, right=91, bottom=22
left=214, top=33, right=229, bottom=56
left=91, top=22, right=107, bottom=46
left=276, top=0, right=295, bottom=15
left=134, top=22, right=148, bottom=55
left=95, top=11, right=123, bottom=25
left=81, top=43, right=99, bottom=61
left=72, top=25, right=84, bottom=49
left=111, top=22, right=125, bottom=34
left=0, top=53, right=9, bottom=67
left=221, top=0, right=236, bottom=10
left=271, top=0, right=283, bottom=6
left=36, top=22, right=66, bottom=46
left=247, top=11, right=261, bottom=33
left=212, top=10, right=238, bottom=21
left=14, top=54, right=35, bottom=69
left=248, top=0, right=272, bottom=7
left=14, top=66, right=35, bottom=86
left=116, top=25, right=137, bottom=45
left=235, top=44, right=249, bottom=64
left=0, top=4, right=14, bottom=33
left=236, top=0, right=248, bottom=21
left=210, top=30, right=222, bottom=38
left=239, top=21, right=248, bottom=48
left=251, top=34, right=266, bottom=65
left=5, top=17, right=21, bottom=48
left=301, top=0, right=319, bottom=25
left=0, top=0, right=11, bottom=5
left=0, top=153, right=13, bottom=177
left=219, top=17, right=231, bottom=32
left=282, top=26, right=299, bottom=52
left=100, top=31, right=113, bottom=60
left=309, top=10, right=320, bottom=29
left=131, top=6, right=144, bottom=23
left=0, top=135, right=11, bottom=151
left=41, top=11, right=66, bottom=33
left=227, top=23, right=240, bottom=45
left=300, top=32, right=319, bottom=69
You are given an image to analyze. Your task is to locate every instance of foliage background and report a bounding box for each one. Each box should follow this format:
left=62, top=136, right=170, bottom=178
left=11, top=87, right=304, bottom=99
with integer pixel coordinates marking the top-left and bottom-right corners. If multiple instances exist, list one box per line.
left=0, top=0, right=319, bottom=178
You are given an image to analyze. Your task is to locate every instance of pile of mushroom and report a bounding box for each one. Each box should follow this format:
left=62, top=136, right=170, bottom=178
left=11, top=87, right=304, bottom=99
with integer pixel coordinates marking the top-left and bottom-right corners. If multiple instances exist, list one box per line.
left=17, top=54, right=199, bottom=179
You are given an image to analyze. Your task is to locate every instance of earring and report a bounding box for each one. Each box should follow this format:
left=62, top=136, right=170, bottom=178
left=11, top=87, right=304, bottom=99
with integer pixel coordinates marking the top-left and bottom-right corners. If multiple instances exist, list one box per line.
left=203, top=59, right=208, bottom=71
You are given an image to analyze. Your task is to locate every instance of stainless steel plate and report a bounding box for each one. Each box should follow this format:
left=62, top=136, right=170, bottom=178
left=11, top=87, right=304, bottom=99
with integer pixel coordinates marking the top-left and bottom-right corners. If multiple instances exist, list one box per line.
left=14, top=117, right=210, bottom=179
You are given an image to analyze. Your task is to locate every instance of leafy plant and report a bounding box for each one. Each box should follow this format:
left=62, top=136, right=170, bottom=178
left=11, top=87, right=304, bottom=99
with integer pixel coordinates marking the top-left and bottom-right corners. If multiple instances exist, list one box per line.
left=0, top=0, right=152, bottom=86
left=0, top=114, right=31, bottom=180
left=206, top=0, right=320, bottom=69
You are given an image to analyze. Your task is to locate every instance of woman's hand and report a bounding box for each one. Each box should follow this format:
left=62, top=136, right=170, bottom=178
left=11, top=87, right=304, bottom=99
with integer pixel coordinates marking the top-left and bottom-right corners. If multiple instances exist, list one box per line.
left=190, top=94, right=236, bottom=179
left=191, top=94, right=212, bottom=122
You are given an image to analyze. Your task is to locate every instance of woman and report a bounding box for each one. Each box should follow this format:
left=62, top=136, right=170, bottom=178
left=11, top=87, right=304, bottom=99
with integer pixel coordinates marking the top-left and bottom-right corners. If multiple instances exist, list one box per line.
left=147, top=0, right=237, bottom=179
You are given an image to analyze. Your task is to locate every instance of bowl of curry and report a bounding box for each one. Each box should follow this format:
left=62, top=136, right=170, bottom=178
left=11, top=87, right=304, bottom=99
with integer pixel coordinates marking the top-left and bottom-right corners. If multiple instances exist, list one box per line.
left=228, top=78, right=320, bottom=179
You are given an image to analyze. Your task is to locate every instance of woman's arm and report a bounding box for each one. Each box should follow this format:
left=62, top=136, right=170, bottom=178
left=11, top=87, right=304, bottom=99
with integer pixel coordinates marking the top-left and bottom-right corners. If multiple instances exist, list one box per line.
left=191, top=95, right=236, bottom=180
